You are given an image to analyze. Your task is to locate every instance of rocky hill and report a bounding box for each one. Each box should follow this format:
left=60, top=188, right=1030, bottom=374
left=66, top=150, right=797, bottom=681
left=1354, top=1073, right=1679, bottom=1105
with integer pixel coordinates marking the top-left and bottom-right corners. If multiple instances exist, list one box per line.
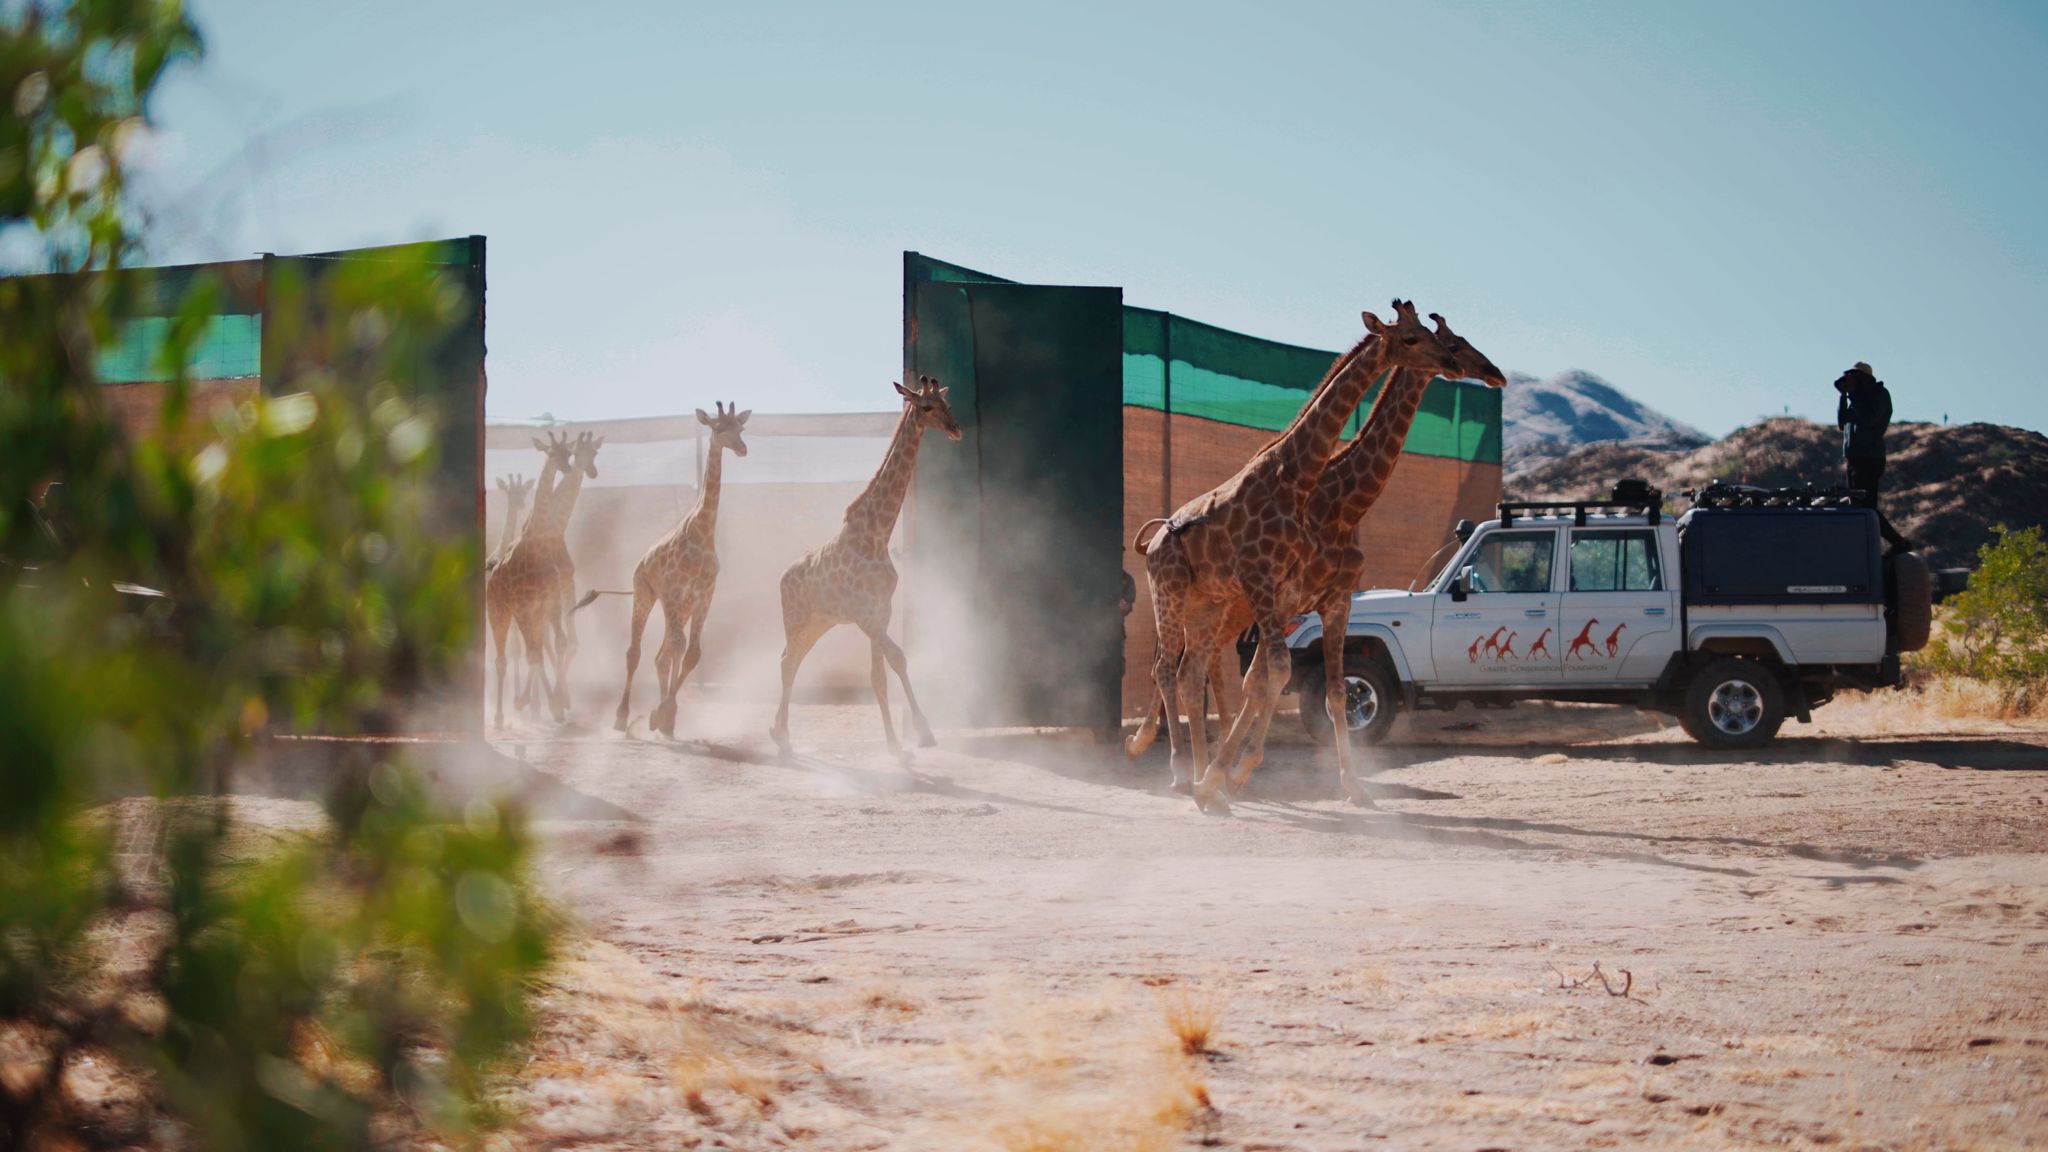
left=1503, top=370, right=1710, bottom=475
left=1508, top=418, right=2048, bottom=571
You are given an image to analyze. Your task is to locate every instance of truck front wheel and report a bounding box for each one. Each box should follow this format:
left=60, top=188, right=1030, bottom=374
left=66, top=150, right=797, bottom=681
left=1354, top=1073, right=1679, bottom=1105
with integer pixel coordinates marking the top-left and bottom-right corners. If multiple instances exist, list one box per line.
left=1679, top=658, right=1786, bottom=749
left=1299, top=654, right=1398, bottom=748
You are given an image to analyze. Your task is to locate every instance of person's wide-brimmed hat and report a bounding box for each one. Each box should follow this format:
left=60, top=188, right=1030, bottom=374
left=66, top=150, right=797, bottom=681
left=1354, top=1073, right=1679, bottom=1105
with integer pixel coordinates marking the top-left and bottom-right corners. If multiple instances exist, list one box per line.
left=1846, top=361, right=1875, bottom=378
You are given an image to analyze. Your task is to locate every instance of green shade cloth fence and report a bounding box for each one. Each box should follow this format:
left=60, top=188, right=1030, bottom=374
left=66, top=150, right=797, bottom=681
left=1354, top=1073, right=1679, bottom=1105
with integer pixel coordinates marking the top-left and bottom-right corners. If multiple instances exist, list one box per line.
left=97, top=313, right=261, bottom=383
left=909, top=252, right=1501, bottom=464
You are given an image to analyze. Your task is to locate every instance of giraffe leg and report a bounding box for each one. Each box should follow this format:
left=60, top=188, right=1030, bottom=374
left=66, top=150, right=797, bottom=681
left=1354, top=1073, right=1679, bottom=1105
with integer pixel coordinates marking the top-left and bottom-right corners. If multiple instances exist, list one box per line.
left=490, top=604, right=512, bottom=730
left=518, top=611, right=555, bottom=724
left=614, top=573, right=655, bottom=732
left=650, top=608, right=685, bottom=738
left=1206, top=591, right=1291, bottom=803
left=551, top=586, right=579, bottom=723
left=771, top=618, right=832, bottom=755
left=862, top=626, right=904, bottom=761
left=1226, top=646, right=1289, bottom=795
left=514, top=619, right=536, bottom=712
left=1123, top=677, right=1167, bottom=762
left=1180, top=642, right=1219, bottom=805
left=1315, top=598, right=1370, bottom=805
left=1145, top=590, right=1193, bottom=793
left=1181, top=610, right=1231, bottom=812
left=1209, top=644, right=1241, bottom=754
left=656, top=605, right=706, bottom=740
left=511, top=626, right=529, bottom=711
left=875, top=632, right=935, bottom=748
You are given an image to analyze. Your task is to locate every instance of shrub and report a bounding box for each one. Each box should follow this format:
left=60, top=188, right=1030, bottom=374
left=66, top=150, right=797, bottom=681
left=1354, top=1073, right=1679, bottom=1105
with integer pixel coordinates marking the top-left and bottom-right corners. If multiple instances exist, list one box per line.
left=1919, top=525, right=2048, bottom=686
left=1, top=4, right=550, bottom=1148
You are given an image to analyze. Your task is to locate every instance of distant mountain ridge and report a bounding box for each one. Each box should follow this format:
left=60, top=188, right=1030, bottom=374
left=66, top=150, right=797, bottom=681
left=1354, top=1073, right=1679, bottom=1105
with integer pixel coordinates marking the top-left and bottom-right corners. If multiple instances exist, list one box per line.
left=1502, top=370, right=1710, bottom=476
left=1508, top=417, right=2048, bottom=571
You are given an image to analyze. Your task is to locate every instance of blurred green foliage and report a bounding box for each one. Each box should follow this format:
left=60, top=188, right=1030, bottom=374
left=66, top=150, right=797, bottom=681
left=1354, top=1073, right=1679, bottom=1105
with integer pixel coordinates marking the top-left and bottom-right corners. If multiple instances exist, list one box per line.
left=1, top=3, right=551, bottom=1149
left=1921, top=525, right=2048, bottom=686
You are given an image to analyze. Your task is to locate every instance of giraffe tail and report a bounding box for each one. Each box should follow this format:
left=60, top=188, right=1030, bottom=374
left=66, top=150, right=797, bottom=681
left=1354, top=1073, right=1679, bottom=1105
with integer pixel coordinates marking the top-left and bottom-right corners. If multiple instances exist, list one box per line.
left=572, top=589, right=633, bottom=612
left=1131, top=519, right=1170, bottom=555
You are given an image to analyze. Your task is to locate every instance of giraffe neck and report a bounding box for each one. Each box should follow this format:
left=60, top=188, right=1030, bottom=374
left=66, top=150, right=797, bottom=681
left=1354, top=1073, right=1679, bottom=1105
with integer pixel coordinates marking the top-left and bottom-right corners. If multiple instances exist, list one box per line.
left=1319, top=367, right=1437, bottom=529
left=689, top=442, right=725, bottom=538
left=498, top=496, right=527, bottom=553
left=526, top=457, right=564, bottom=535
left=527, top=467, right=587, bottom=542
left=843, top=404, right=924, bottom=550
left=1268, top=337, right=1391, bottom=499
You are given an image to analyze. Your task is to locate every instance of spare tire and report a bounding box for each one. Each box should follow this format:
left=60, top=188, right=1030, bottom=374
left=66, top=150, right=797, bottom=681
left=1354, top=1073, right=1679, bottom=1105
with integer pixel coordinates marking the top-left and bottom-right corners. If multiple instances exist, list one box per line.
left=1889, top=552, right=1933, bottom=652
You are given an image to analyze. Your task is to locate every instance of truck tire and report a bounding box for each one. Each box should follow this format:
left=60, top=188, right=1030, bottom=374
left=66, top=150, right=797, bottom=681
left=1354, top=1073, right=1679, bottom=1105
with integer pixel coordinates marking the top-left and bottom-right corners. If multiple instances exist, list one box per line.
left=1298, top=653, right=1398, bottom=747
left=1679, top=658, right=1785, bottom=750
left=1889, top=552, right=1933, bottom=653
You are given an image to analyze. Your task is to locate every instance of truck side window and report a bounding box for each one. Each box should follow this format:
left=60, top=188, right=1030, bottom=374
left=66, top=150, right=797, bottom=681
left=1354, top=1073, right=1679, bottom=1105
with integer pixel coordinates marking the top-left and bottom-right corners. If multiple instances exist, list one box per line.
left=1465, top=531, right=1555, bottom=594
left=1568, top=530, right=1663, bottom=592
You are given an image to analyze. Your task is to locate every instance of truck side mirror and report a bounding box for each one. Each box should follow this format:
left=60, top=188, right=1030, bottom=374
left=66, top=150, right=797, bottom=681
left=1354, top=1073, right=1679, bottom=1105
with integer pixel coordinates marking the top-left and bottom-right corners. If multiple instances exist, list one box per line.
left=1451, top=566, right=1475, bottom=602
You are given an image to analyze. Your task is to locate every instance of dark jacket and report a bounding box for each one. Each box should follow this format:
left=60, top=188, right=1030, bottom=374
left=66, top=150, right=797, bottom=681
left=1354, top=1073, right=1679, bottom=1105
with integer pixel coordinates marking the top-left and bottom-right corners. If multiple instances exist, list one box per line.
left=1837, top=377, right=1892, bottom=461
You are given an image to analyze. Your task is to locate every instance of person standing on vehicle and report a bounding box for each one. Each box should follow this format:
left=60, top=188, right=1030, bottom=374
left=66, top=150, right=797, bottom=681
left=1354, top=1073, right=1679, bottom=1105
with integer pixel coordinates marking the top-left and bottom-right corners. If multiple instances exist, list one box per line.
left=1835, top=362, right=1910, bottom=553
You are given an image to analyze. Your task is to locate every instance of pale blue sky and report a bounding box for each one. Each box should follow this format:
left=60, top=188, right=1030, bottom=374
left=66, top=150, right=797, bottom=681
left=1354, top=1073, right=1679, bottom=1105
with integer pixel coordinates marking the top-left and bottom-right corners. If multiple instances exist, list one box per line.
left=142, top=0, right=2047, bottom=435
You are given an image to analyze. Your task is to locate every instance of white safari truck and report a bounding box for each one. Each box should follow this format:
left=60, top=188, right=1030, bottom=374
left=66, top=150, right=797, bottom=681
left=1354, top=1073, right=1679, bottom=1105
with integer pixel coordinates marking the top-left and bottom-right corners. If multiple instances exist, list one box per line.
left=1280, top=483, right=1934, bottom=750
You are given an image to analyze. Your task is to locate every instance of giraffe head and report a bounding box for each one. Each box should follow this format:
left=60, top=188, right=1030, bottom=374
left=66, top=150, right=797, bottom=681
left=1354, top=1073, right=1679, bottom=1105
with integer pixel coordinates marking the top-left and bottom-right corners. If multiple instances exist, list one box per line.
left=1424, top=311, right=1508, bottom=389
left=696, top=401, right=751, bottom=457
left=893, top=374, right=961, bottom=441
left=1359, top=299, right=1460, bottom=379
left=533, top=430, right=576, bottom=477
left=496, top=472, right=535, bottom=506
left=568, top=431, right=603, bottom=480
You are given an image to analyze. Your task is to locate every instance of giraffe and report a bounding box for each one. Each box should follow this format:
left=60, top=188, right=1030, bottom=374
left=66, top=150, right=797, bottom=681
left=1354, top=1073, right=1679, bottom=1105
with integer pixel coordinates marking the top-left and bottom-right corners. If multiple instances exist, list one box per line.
left=1131, top=302, right=1464, bottom=812
left=512, top=434, right=576, bottom=714
left=1603, top=622, right=1628, bottom=658
left=490, top=470, right=539, bottom=710
left=1565, top=618, right=1601, bottom=661
left=1483, top=626, right=1508, bottom=660
left=1124, top=318, right=1507, bottom=801
left=486, top=431, right=601, bottom=727
left=1528, top=628, right=1554, bottom=660
left=770, top=376, right=959, bottom=759
left=613, top=402, right=750, bottom=737
left=1498, top=631, right=1521, bottom=660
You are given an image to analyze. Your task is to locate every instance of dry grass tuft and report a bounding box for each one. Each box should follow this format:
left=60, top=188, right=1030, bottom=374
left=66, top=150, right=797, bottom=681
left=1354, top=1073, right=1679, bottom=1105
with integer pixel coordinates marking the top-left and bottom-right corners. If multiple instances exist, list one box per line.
left=1158, top=987, right=1221, bottom=1056
left=985, top=1054, right=1212, bottom=1152
left=960, top=986, right=1218, bottom=1152
left=857, top=978, right=921, bottom=1016
left=1826, top=676, right=2048, bottom=731
left=669, top=1050, right=774, bottom=1113
left=1917, top=674, right=2048, bottom=721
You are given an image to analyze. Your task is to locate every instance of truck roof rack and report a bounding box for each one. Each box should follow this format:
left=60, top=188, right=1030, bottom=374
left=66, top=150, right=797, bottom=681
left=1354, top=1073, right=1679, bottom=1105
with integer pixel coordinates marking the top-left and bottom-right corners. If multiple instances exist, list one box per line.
left=1685, top=483, right=1869, bottom=510
left=1499, top=485, right=1671, bottom=528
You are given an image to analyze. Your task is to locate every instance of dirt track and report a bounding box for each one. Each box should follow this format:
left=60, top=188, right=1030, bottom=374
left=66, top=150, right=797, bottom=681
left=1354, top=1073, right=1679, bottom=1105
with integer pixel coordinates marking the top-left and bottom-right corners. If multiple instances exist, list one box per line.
left=493, top=695, right=2048, bottom=1151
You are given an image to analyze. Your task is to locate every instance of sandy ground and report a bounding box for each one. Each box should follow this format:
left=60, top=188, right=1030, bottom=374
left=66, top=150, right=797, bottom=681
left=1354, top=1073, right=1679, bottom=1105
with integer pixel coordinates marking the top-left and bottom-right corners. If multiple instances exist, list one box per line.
left=453, top=686, right=2048, bottom=1152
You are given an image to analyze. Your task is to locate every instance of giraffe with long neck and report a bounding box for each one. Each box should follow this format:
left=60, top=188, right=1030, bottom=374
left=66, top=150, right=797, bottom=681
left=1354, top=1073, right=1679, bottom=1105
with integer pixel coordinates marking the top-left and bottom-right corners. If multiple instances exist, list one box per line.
left=486, top=431, right=601, bottom=726
left=490, top=473, right=535, bottom=568
left=770, top=376, right=961, bottom=758
left=1134, top=301, right=1463, bottom=812
left=1167, top=315, right=1507, bottom=800
left=490, top=469, right=540, bottom=711
left=612, top=402, right=750, bottom=737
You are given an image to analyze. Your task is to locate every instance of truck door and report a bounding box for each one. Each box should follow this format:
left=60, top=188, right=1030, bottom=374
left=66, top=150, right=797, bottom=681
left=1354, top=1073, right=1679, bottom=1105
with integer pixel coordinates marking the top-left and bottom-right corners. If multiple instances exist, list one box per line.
left=1559, top=527, right=1678, bottom=684
left=1431, top=527, right=1563, bottom=686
